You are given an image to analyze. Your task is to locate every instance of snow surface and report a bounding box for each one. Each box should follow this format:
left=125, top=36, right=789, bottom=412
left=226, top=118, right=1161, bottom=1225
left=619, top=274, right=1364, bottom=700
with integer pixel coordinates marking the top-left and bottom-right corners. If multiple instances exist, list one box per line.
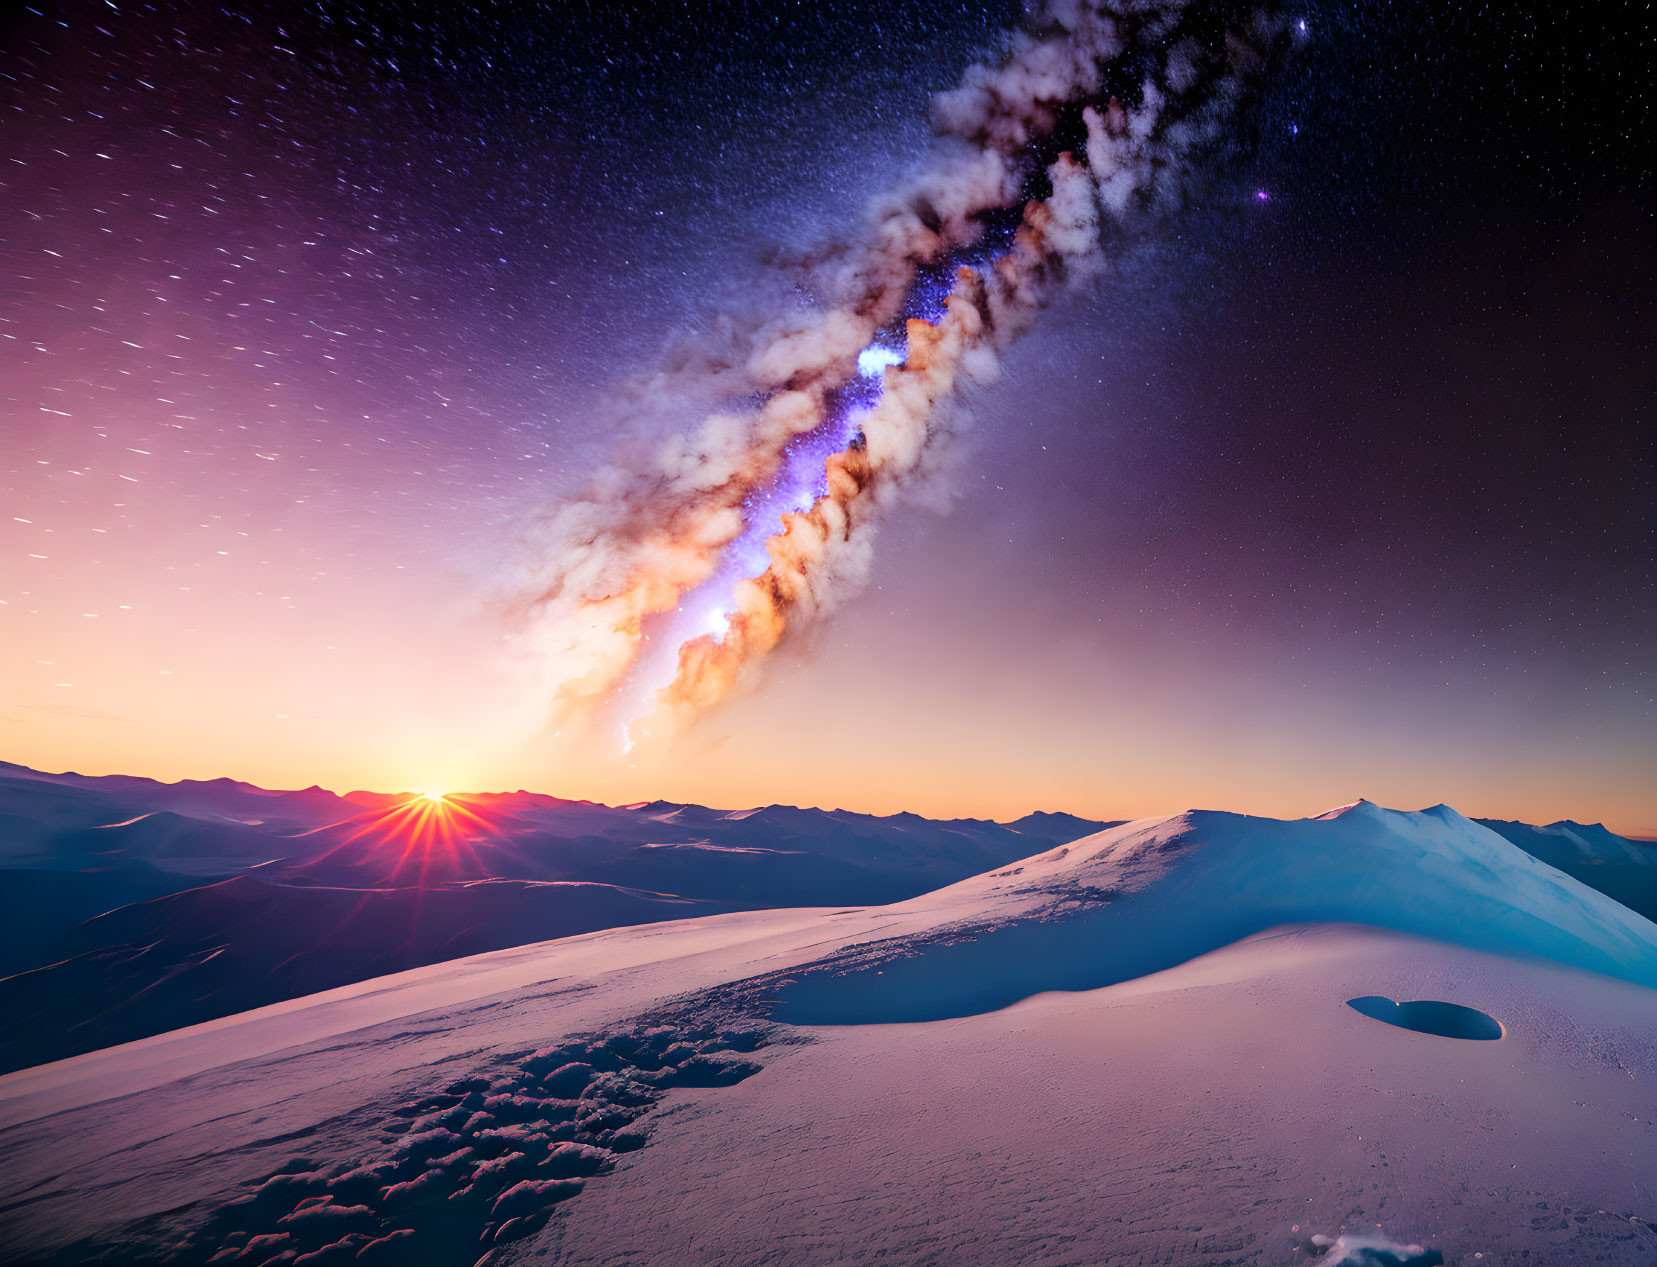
left=533, top=928, right=1654, bottom=1266
left=1, top=802, right=1655, bottom=1265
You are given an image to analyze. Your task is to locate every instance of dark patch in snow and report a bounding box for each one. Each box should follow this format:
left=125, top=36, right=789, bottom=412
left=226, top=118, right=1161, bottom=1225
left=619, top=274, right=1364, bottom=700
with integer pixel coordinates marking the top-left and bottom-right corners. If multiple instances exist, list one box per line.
left=1346, top=996, right=1504, bottom=1041
left=1051, top=884, right=1124, bottom=907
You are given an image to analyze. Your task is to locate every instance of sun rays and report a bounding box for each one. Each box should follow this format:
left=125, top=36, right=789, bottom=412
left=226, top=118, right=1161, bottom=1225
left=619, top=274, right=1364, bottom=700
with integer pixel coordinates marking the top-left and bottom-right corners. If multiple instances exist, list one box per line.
left=301, top=792, right=513, bottom=887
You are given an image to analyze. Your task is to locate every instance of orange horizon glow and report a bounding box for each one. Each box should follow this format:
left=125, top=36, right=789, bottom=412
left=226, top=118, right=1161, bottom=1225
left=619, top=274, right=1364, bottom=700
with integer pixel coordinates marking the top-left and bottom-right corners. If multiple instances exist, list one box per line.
left=6, top=482, right=1655, bottom=839
left=3, top=742, right=1654, bottom=841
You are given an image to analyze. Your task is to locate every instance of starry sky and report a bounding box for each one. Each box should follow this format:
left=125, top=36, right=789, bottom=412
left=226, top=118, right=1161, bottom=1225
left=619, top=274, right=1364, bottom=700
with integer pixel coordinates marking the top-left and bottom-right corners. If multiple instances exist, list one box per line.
left=4, top=0, right=1654, bottom=831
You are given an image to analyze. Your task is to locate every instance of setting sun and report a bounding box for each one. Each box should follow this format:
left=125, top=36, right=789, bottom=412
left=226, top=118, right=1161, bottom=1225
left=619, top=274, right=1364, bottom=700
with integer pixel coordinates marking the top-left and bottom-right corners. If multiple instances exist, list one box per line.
left=417, top=790, right=447, bottom=804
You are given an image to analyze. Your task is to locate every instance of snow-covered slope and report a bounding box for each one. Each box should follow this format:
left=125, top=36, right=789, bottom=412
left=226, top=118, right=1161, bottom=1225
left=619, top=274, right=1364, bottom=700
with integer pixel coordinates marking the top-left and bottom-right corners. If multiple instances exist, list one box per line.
left=539, top=927, right=1657, bottom=1267
left=0, top=878, right=728, bottom=1073
left=1, top=800, right=1654, bottom=1266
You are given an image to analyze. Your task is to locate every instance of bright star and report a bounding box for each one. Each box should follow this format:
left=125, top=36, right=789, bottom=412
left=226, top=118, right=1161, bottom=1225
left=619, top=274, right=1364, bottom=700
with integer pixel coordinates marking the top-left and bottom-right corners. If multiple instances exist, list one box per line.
left=857, top=345, right=904, bottom=377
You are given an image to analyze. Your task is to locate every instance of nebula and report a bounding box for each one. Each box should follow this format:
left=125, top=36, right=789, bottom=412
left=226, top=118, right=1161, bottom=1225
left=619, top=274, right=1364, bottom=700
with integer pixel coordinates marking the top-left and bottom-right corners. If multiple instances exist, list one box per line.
left=521, top=0, right=1290, bottom=744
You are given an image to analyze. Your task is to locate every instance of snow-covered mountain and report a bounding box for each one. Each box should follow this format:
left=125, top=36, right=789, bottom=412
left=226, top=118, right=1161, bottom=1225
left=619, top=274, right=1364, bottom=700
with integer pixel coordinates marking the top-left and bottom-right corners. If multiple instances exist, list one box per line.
left=1476, top=815, right=1657, bottom=922
left=768, top=799, right=1657, bottom=1023
left=1, top=798, right=1654, bottom=1266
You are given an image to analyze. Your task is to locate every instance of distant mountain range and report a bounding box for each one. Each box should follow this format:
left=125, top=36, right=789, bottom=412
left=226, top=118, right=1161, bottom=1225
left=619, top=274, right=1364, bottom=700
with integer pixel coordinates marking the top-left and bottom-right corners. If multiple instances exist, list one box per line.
left=0, top=760, right=1113, bottom=1072
left=4, top=758, right=1653, bottom=1079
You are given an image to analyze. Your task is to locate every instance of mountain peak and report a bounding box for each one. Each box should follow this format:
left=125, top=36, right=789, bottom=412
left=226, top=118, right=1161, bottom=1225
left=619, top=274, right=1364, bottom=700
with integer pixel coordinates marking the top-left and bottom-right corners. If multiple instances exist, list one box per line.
left=1309, top=798, right=1379, bottom=821
left=1420, top=802, right=1474, bottom=823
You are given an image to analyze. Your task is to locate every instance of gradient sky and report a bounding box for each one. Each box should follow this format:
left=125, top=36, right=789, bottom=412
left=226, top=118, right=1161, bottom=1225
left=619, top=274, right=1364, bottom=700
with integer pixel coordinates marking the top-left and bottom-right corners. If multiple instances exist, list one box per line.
left=4, top=1, right=1654, bottom=831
